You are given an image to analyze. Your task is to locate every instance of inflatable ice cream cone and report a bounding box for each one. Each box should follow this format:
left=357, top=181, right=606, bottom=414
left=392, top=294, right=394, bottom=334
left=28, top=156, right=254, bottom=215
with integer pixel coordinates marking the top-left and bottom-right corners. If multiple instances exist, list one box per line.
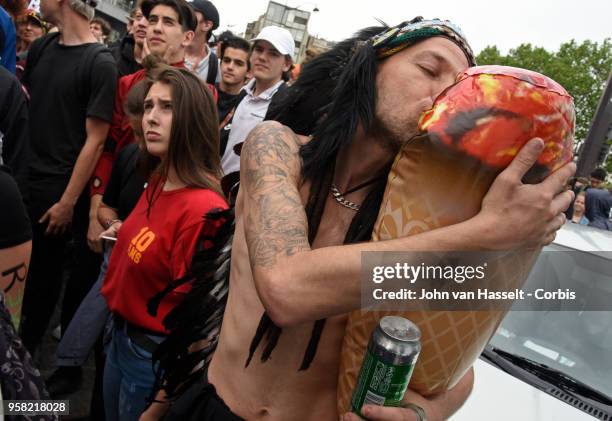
left=337, top=66, right=575, bottom=413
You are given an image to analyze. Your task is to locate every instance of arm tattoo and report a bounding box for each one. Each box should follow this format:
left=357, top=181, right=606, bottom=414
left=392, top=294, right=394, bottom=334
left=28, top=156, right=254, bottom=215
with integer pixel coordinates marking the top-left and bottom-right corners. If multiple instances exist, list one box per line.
left=243, top=122, right=310, bottom=268
left=2, top=263, right=27, bottom=293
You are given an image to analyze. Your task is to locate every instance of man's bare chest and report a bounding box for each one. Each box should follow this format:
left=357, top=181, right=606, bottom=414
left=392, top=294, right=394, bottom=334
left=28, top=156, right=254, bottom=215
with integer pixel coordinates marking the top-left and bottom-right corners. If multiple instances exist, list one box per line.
left=311, top=198, right=358, bottom=249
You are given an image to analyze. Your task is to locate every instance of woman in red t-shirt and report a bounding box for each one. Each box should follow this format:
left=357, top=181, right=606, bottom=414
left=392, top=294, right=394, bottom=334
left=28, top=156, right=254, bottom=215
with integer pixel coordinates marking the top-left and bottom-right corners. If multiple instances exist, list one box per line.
left=101, top=65, right=228, bottom=421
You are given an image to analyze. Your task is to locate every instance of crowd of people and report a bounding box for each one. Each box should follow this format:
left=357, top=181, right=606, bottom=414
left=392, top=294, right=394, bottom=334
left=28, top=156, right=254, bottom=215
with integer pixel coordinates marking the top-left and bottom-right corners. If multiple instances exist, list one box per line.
left=566, top=168, right=612, bottom=230
left=0, top=0, right=611, bottom=420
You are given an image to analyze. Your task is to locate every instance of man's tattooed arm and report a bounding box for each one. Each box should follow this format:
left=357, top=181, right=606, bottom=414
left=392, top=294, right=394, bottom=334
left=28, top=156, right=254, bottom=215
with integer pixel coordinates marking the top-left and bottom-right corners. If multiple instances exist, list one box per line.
left=241, top=121, right=311, bottom=269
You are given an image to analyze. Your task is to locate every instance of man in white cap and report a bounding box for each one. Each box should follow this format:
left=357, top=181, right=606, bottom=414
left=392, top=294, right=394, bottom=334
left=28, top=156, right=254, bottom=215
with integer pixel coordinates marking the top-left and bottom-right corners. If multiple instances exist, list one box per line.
left=185, top=0, right=220, bottom=84
left=220, top=25, right=294, bottom=176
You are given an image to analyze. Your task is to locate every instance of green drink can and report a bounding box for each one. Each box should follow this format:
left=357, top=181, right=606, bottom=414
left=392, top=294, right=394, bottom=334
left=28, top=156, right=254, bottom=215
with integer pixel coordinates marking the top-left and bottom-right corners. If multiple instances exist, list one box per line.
left=350, top=316, right=421, bottom=416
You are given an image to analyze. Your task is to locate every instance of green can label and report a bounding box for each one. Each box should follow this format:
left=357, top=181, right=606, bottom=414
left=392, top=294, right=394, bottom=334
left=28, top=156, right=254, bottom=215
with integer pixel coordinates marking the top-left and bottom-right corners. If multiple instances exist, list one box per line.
left=351, top=349, right=416, bottom=416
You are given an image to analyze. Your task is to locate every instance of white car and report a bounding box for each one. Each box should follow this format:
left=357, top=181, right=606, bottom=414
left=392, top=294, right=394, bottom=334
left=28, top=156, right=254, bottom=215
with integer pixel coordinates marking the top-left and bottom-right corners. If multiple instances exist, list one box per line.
left=454, top=222, right=612, bottom=420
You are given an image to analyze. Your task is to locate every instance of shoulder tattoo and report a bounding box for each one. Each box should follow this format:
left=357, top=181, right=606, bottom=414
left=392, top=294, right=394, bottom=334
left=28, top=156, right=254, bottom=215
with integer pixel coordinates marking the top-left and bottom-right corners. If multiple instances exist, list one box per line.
left=242, top=122, right=310, bottom=268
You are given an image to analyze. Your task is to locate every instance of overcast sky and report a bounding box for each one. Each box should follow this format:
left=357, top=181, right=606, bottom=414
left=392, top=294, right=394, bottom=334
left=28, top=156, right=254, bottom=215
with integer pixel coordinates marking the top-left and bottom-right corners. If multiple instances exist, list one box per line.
left=211, top=0, right=611, bottom=54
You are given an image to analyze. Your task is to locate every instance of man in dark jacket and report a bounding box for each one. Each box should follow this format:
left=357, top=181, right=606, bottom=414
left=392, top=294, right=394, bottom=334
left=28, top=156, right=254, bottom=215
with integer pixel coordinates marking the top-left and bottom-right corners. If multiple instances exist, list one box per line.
left=184, top=0, right=219, bottom=83
left=110, top=6, right=148, bottom=77
left=216, top=36, right=250, bottom=123
left=585, top=188, right=612, bottom=230
left=0, top=65, right=28, bottom=197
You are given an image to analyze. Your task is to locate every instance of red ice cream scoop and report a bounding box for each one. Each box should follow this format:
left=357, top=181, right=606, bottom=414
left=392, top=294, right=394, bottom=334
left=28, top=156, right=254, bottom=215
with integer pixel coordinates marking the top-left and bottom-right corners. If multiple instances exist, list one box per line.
left=418, top=65, right=575, bottom=182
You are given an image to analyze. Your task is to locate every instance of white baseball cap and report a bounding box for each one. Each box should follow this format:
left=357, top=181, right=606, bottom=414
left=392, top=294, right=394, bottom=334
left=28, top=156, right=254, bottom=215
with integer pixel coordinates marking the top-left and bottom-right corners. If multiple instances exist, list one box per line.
left=252, top=26, right=295, bottom=58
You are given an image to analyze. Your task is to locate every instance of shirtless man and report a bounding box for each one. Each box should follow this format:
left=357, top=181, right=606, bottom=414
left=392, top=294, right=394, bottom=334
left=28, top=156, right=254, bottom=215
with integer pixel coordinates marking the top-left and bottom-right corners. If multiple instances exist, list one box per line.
left=163, top=19, right=576, bottom=421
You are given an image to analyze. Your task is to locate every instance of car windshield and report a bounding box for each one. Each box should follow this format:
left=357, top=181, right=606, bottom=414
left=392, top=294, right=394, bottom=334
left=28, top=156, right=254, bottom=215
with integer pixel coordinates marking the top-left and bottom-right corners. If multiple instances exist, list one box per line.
left=489, top=223, right=612, bottom=399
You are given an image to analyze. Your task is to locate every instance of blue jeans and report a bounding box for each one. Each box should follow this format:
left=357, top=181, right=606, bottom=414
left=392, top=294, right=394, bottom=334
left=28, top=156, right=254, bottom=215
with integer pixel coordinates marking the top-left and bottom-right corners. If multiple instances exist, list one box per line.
left=56, top=244, right=112, bottom=366
left=103, top=324, right=162, bottom=421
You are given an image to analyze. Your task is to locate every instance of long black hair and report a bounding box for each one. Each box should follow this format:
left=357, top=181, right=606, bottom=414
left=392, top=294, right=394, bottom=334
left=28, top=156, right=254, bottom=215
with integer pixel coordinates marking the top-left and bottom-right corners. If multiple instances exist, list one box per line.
left=267, top=25, right=386, bottom=181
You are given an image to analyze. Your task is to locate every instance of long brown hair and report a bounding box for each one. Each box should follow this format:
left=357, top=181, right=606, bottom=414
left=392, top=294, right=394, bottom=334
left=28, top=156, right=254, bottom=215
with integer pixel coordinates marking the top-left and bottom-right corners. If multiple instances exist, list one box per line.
left=143, top=65, right=223, bottom=202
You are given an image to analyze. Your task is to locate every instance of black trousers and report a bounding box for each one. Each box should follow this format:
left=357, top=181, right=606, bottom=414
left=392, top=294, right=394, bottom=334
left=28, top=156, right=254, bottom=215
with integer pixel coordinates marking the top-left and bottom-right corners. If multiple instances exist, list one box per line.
left=163, top=370, right=244, bottom=421
left=20, top=179, right=101, bottom=354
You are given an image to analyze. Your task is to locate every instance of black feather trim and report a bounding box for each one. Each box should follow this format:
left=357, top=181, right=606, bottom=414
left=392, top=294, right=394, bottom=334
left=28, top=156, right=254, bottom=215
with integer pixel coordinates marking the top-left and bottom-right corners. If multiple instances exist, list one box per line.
left=299, top=318, right=326, bottom=370
left=265, top=25, right=385, bottom=139
left=260, top=323, right=282, bottom=362
left=245, top=313, right=273, bottom=367
left=147, top=274, right=189, bottom=317
left=148, top=207, right=234, bottom=400
left=301, top=40, right=378, bottom=182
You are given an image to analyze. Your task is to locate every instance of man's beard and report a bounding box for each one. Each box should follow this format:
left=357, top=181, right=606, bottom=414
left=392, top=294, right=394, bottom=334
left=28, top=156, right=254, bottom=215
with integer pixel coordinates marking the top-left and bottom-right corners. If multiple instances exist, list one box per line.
left=368, top=114, right=420, bottom=155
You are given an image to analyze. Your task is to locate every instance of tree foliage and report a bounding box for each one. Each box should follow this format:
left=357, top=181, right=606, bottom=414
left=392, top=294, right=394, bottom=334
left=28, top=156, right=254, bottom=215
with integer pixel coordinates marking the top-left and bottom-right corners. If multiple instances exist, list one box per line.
left=476, top=39, right=612, bottom=147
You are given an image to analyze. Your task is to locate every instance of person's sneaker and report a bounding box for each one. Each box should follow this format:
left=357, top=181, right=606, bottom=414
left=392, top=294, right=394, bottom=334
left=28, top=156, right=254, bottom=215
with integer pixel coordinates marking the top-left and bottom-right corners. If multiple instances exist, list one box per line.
left=45, top=366, right=82, bottom=398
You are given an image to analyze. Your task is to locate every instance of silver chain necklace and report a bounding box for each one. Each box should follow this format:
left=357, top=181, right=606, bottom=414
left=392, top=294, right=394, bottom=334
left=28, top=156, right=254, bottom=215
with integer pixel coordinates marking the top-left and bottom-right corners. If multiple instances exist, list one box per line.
left=330, top=184, right=361, bottom=211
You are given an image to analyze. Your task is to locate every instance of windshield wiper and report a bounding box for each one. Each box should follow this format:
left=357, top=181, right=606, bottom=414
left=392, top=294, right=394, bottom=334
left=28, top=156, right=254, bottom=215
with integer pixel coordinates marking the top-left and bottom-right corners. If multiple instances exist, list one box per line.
left=483, top=346, right=612, bottom=406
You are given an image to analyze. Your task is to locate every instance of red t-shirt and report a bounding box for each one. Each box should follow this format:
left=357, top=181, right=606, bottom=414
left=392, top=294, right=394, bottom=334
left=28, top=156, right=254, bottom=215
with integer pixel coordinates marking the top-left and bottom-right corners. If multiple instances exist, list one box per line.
left=101, top=182, right=228, bottom=333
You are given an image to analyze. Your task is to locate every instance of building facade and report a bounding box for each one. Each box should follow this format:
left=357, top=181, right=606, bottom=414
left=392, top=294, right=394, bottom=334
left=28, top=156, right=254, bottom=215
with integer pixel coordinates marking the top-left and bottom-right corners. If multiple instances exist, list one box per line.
left=303, top=34, right=333, bottom=60
left=244, top=1, right=311, bottom=62
left=95, top=0, right=133, bottom=40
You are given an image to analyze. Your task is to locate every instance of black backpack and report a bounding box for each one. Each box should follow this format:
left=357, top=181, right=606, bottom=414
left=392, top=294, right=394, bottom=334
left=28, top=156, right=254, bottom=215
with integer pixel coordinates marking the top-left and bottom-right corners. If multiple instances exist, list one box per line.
left=206, top=50, right=218, bottom=85
left=24, top=32, right=111, bottom=100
